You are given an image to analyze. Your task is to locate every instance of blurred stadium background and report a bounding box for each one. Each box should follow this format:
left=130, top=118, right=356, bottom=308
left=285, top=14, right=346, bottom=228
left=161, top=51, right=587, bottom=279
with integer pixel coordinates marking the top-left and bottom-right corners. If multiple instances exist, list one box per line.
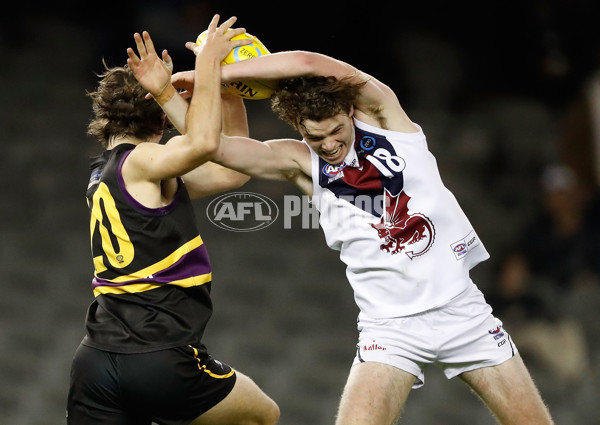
left=1, top=1, right=600, bottom=423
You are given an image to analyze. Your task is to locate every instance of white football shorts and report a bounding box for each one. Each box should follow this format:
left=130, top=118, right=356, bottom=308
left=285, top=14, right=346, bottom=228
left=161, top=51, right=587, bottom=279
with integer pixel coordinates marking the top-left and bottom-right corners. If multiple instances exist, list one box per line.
left=352, top=282, right=517, bottom=388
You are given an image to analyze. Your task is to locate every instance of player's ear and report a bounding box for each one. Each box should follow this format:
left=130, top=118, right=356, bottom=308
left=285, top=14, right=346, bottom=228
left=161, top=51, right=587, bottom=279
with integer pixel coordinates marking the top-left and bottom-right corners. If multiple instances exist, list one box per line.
left=347, top=104, right=355, bottom=117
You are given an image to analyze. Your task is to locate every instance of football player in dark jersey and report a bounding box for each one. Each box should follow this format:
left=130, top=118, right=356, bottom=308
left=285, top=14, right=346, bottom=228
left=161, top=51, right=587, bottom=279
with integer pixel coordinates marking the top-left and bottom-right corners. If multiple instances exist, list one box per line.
left=67, top=15, right=280, bottom=425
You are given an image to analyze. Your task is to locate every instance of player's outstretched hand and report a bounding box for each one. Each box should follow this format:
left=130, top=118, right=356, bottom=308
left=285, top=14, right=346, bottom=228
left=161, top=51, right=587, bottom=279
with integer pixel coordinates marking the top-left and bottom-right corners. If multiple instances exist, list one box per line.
left=127, top=31, right=173, bottom=98
left=185, top=15, right=251, bottom=63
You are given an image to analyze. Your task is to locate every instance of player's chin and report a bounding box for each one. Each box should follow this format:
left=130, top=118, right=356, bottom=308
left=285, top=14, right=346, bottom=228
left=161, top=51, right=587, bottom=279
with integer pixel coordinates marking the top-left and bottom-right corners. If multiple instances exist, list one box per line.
left=320, top=155, right=344, bottom=165
left=320, top=149, right=345, bottom=164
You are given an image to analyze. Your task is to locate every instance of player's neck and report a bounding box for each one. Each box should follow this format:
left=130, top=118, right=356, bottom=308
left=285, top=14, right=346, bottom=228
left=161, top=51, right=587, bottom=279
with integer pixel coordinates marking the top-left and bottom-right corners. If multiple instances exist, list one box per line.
left=107, top=134, right=158, bottom=149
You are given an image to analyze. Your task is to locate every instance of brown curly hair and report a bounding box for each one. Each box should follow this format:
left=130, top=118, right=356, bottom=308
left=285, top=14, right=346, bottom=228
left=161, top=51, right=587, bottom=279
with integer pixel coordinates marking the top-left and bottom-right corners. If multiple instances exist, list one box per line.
left=87, top=62, right=167, bottom=147
left=270, top=75, right=367, bottom=132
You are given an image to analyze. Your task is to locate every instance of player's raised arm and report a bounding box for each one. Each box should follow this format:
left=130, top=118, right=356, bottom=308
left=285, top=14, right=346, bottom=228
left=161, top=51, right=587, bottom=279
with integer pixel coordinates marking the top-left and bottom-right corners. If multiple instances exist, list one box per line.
left=127, top=31, right=189, bottom=133
left=173, top=50, right=414, bottom=132
left=171, top=51, right=357, bottom=95
left=222, top=51, right=415, bottom=132
left=125, top=16, right=252, bottom=181
left=180, top=91, right=252, bottom=198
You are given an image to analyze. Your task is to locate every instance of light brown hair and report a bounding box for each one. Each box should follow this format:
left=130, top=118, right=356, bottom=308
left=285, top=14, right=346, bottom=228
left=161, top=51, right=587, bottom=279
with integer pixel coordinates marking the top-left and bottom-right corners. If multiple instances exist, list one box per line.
left=87, top=62, right=166, bottom=147
left=270, top=75, right=366, bottom=131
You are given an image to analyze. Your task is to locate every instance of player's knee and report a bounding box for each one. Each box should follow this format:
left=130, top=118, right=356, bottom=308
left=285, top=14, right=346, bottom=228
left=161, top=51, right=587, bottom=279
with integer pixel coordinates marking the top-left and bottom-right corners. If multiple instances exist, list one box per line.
left=262, top=399, right=280, bottom=425
left=242, top=397, right=280, bottom=425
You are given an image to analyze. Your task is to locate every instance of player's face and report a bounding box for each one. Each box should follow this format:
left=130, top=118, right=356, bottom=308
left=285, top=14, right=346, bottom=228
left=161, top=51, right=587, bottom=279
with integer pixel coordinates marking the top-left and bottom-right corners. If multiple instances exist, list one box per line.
left=300, top=112, right=354, bottom=165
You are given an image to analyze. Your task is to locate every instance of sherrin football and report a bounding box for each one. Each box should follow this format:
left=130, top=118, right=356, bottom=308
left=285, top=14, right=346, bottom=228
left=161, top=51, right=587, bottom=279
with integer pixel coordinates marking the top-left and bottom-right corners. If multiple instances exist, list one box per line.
left=196, top=30, right=276, bottom=100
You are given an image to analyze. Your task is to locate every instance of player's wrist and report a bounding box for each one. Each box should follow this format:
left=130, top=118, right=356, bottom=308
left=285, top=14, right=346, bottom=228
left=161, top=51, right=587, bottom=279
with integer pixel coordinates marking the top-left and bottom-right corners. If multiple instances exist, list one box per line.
left=154, top=82, right=176, bottom=106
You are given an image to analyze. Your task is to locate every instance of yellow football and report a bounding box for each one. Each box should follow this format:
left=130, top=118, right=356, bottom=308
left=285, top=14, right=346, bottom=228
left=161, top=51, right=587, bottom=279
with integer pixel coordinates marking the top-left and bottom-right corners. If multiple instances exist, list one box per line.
left=196, top=30, right=276, bottom=100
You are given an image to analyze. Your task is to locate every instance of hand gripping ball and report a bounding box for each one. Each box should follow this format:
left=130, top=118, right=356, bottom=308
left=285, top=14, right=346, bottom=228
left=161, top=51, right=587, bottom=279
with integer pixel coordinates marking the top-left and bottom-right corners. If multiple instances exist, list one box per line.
left=196, top=30, right=276, bottom=100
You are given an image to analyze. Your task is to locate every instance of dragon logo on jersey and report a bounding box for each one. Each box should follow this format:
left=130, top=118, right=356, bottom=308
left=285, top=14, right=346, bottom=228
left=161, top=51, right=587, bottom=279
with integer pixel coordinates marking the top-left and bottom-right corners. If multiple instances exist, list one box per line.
left=370, top=188, right=435, bottom=259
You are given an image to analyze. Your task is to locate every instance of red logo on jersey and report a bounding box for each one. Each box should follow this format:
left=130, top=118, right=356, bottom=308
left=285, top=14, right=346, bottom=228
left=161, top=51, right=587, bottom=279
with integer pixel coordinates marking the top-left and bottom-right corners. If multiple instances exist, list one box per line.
left=370, top=189, right=435, bottom=258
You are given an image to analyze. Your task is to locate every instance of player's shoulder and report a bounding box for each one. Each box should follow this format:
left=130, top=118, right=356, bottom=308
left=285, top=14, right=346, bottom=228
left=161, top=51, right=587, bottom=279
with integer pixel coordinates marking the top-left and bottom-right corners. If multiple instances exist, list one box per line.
left=354, top=75, right=417, bottom=133
left=124, top=140, right=170, bottom=166
left=353, top=108, right=418, bottom=134
left=119, top=140, right=166, bottom=183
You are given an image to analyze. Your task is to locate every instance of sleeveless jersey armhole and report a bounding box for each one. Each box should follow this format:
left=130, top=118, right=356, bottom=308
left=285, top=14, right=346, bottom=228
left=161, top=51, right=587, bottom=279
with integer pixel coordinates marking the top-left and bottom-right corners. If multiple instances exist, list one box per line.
left=116, top=149, right=183, bottom=216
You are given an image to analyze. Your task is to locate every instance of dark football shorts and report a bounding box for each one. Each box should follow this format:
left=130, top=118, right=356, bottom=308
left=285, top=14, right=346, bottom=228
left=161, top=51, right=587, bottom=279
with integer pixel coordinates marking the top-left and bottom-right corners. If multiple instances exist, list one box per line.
left=67, top=344, right=236, bottom=425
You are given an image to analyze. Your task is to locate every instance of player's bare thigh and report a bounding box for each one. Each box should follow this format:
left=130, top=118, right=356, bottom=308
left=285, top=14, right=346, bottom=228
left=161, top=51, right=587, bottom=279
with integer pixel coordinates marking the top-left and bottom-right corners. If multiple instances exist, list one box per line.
left=190, top=371, right=280, bottom=425
left=459, top=354, right=554, bottom=425
left=335, top=362, right=415, bottom=425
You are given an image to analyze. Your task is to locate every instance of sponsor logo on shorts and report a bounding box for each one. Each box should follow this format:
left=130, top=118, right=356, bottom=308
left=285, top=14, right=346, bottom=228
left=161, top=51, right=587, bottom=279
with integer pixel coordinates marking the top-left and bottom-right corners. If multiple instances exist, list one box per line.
left=488, top=326, right=502, bottom=335
left=488, top=325, right=507, bottom=346
left=363, top=340, right=387, bottom=351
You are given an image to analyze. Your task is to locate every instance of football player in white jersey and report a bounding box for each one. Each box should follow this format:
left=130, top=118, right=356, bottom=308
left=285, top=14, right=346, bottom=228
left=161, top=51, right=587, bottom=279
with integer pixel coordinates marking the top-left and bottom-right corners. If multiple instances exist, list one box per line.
left=149, top=32, right=555, bottom=425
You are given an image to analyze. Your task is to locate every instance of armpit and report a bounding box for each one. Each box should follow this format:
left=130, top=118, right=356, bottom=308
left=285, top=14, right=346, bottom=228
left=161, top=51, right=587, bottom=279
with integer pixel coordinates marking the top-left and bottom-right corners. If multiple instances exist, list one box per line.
left=283, top=168, right=313, bottom=196
left=366, top=104, right=389, bottom=129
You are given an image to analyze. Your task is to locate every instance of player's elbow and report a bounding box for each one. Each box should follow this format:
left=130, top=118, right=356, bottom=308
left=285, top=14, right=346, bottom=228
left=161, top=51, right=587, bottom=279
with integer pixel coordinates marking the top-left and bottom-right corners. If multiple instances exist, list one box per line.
left=294, top=51, right=347, bottom=77
left=292, top=51, right=322, bottom=74
left=197, top=137, right=219, bottom=160
left=183, top=133, right=220, bottom=164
